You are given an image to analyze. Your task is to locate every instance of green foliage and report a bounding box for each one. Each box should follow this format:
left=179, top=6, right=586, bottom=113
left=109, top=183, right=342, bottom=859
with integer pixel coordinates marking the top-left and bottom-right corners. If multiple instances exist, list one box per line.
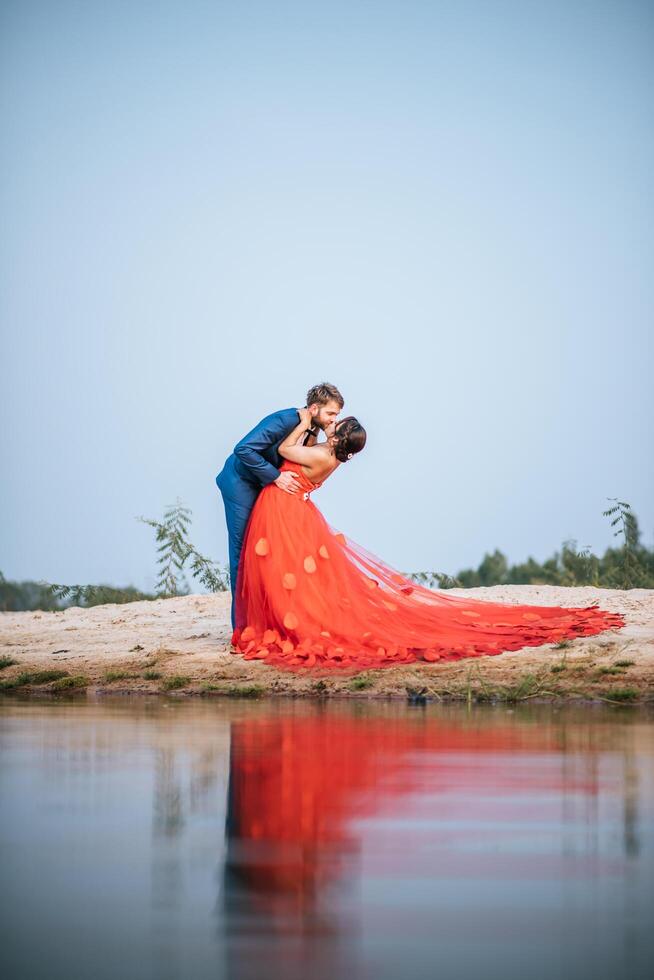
left=2, top=495, right=650, bottom=614
left=199, top=679, right=269, bottom=696
left=0, top=673, right=31, bottom=690
left=408, top=499, right=653, bottom=591
left=185, top=547, right=230, bottom=594
left=137, top=498, right=230, bottom=597
left=137, top=499, right=193, bottom=597
left=161, top=674, right=191, bottom=691
left=51, top=675, right=88, bottom=690
left=143, top=669, right=162, bottom=680
left=224, top=685, right=265, bottom=698
left=468, top=667, right=560, bottom=703
left=0, top=656, right=18, bottom=670
left=0, top=561, right=155, bottom=610
left=40, top=583, right=156, bottom=609
left=602, top=499, right=644, bottom=589
left=103, top=670, right=133, bottom=682
left=0, top=669, right=70, bottom=690
left=29, top=669, right=70, bottom=683
left=406, top=570, right=462, bottom=589
left=0, top=569, right=64, bottom=611
left=2, top=498, right=229, bottom=611
left=605, top=688, right=639, bottom=702
left=349, top=675, right=375, bottom=690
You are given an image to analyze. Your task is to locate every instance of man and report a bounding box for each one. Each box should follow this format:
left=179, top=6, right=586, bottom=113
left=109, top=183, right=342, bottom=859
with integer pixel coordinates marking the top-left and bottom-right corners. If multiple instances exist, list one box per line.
left=216, top=382, right=345, bottom=629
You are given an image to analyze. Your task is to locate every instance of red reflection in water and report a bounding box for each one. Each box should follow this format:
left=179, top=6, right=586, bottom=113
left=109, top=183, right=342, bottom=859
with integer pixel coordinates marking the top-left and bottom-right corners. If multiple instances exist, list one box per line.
left=223, top=711, right=610, bottom=924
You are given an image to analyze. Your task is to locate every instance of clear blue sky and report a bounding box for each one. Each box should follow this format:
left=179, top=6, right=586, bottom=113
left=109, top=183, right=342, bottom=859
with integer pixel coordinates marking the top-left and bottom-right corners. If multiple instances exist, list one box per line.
left=2, top=0, right=652, bottom=593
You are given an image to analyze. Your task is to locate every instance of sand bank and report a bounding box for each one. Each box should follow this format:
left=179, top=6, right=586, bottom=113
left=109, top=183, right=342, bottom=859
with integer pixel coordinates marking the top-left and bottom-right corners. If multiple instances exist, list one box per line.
left=1, top=585, right=652, bottom=703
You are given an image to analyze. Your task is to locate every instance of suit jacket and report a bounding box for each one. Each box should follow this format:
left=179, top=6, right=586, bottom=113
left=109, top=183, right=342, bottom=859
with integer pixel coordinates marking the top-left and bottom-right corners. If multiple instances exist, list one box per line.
left=219, top=407, right=301, bottom=491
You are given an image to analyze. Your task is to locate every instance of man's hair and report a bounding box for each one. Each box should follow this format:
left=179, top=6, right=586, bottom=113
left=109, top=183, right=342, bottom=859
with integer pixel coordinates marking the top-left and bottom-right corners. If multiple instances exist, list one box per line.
left=306, top=382, right=345, bottom=409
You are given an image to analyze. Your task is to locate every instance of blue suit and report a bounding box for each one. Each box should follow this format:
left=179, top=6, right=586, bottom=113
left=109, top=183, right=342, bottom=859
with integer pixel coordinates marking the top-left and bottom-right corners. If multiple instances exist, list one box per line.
left=216, top=407, right=301, bottom=629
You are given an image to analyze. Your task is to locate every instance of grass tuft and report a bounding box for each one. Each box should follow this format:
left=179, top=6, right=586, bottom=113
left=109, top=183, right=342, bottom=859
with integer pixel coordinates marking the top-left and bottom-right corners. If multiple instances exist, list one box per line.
left=605, top=688, right=638, bottom=702
left=349, top=675, right=375, bottom=691
left=0, top=656, right=18, bottom=670
left=161, top=674, right=191, bottom=691
left=1, top=669, right=70, bottom=691
left=224, top=685, right=264, bottom=698
left=31, top=669, right=70, bottom=684
left=103, top=670, right=135, bottom=682
left=52, top=675, right=88, bottom=690
left=0, top=672, right=32, bottom=690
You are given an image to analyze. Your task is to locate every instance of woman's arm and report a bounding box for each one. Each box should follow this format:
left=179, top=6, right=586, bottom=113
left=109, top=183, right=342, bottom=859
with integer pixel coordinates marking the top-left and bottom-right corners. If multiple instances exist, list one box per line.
left=290, top=425, right=318, bottom=447
left=279, top=414, right=325, bottom=468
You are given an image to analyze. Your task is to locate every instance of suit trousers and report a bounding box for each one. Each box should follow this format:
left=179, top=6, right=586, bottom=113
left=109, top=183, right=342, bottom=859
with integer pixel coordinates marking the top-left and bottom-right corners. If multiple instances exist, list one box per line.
left=216, top=456, right=260, bottom=630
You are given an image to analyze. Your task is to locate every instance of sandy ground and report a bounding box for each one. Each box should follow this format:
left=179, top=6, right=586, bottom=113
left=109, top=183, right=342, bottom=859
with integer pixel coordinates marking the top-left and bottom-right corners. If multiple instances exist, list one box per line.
left=1, top=585, right=653, bottom=703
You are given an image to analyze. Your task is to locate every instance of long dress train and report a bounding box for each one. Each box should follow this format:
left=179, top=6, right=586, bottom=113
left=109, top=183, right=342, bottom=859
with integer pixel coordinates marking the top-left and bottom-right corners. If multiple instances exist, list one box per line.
left=231, top=461, right=626, bottom=673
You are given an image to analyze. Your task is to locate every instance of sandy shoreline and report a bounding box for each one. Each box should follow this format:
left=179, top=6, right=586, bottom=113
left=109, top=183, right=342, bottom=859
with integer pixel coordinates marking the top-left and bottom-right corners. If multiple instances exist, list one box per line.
left=1, top=585, right=653, bottom=704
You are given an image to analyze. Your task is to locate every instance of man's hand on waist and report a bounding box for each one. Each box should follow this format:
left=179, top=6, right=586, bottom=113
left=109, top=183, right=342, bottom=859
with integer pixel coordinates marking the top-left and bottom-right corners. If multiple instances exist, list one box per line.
left=274, top=472, right=301, bottom=494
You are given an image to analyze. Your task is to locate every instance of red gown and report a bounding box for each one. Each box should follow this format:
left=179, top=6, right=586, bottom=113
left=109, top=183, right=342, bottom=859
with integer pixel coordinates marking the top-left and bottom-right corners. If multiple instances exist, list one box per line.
left=231, top=460, right=626, bottom=673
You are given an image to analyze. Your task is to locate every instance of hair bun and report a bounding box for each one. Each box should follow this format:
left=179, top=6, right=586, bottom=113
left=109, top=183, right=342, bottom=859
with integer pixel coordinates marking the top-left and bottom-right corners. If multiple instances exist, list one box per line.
left=333, top=416, right=367, bottom=462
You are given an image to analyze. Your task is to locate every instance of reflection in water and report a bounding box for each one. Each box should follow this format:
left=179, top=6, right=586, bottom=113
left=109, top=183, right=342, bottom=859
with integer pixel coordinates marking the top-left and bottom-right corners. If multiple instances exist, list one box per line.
left=0, top=698, right=652, bottom=980
left=221, top=712, right=363, bottom=979
left=153, top=748, right=184, bottom=836
left=219, top=703, right=653, bottom=980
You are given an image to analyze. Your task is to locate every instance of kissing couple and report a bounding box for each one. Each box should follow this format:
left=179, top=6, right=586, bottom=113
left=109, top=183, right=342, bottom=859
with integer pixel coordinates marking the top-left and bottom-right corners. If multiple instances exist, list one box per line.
left=215, top=383, right=625, bottom=673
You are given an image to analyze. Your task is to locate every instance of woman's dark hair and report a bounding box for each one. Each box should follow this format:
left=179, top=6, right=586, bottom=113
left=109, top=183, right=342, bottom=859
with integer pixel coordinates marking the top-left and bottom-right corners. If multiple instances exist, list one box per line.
left=333, top=416, right=366, bottom=462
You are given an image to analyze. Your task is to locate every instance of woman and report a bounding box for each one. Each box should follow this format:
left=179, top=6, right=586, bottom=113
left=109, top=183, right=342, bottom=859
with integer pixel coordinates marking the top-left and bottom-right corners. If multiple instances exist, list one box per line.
left=231, top=410, right=626, bottom=672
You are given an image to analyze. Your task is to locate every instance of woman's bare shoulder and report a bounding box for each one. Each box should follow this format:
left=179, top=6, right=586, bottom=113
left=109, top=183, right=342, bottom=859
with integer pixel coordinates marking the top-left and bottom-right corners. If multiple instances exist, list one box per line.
left=307, top=445, right=339, bottom=483
left=310, top=444, right=332, bottom=459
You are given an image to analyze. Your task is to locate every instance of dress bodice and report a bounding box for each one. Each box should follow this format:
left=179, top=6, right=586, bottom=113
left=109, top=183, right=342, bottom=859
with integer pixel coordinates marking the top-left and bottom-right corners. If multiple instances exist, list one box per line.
left=279, top=460, right=323, bottom=499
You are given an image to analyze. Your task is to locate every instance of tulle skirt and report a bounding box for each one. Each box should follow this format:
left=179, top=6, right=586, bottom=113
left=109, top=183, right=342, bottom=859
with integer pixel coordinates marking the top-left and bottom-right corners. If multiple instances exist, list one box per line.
left=232, top=482, right=626, bottom=674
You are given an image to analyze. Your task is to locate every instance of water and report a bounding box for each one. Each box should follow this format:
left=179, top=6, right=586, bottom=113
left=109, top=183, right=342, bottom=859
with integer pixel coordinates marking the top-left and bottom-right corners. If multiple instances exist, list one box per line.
left=0, top=696, right=652, bottom=980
